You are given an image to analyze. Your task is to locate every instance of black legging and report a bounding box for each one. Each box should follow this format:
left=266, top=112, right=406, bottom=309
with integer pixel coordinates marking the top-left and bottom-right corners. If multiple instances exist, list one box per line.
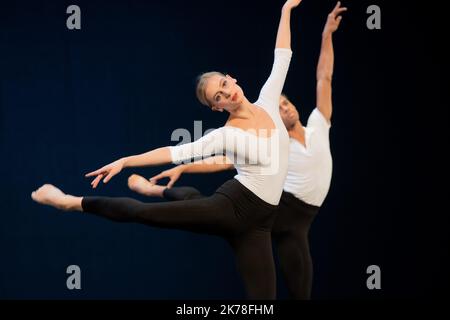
left=81, top=179, right=278, bottom=299
left=163, top=186, right=319, bottom=300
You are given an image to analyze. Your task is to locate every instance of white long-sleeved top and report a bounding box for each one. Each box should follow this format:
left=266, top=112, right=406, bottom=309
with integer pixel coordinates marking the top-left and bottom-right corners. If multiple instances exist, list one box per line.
left=283, top=108, right=333, bottom=207
left=169, top=48, right=292, bottom=205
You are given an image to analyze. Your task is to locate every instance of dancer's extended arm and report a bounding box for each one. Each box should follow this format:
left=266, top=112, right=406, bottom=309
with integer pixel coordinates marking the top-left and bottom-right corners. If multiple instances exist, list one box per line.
left=316, top=1, right=347, bottom=122
left=85, top=127, right=231, bottom=188
left=149, top=155, right=234, bottom=188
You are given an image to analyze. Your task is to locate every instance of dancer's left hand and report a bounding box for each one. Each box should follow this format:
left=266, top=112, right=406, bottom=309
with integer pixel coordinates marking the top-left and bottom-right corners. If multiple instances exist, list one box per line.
left=283, top=0, right=303, bottom=11
left=85, top=159, right=125, bottom=188
left=149, top=166, right=184, bottom=188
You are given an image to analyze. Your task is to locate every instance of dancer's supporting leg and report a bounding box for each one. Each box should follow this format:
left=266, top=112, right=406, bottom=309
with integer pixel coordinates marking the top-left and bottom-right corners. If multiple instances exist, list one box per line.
left=271, top=192, right=318, bottom=299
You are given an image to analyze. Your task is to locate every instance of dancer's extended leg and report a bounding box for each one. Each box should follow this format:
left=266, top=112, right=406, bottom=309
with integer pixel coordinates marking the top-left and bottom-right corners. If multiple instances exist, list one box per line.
left=31, top=182, right=276, bottom=299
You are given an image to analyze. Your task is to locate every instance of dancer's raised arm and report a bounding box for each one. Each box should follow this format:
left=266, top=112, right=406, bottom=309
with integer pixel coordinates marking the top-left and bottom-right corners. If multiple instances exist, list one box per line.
left=276, top=0, right=302, bottom=49
left=316, top=1, right=346, bottom=122
left=256, top=0, right=301, bottom=114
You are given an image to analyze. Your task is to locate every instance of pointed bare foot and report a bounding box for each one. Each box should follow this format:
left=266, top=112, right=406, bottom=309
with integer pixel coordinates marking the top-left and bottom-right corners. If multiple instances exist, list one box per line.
left=31, top=184, right=82, bottom=211
left=128, top=174, right=166, bottom=197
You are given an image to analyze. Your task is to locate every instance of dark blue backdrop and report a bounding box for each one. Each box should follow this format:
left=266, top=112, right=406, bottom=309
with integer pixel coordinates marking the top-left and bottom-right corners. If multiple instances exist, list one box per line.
left=0, top=0, right=448, bottom=299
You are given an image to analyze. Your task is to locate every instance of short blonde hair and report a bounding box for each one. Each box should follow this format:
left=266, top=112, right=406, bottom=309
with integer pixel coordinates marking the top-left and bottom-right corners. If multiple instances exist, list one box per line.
left=196, top=71, right=225, bottom=107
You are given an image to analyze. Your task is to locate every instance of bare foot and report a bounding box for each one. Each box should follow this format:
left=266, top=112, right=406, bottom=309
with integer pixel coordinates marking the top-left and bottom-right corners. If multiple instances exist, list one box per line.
left=31, top=184, right=82, bottom=211
left=128, top=174, right=166, bottom=197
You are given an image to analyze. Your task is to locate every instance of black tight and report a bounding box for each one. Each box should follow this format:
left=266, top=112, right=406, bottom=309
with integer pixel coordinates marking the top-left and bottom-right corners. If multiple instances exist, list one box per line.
left=271, top=191, right=318, bottom=299
left=81, top=179, right=277, bottom=299
left=163, top=186, right=319, bottom=300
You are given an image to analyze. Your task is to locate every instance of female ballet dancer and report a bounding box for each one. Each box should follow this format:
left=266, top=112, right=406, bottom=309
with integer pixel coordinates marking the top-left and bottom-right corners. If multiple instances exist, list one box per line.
left=31, top=0, right=303, bottom=300
left=127, top=2, right=347, bottom=299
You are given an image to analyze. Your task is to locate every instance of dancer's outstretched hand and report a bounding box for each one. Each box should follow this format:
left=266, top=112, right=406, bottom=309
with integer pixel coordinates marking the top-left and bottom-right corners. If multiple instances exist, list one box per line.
left=85, top=159, right=125, bottom=188
left=323, top=2, right=347, bottom=35
left=149, top=166, right=184, bottom=189
left=283, top=0, right=303, bottom=10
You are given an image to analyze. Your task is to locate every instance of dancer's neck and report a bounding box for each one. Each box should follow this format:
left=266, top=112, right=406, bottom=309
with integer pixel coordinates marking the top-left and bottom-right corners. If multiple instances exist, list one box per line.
left=288, top=121, right=306, bottom=146
left=228, top=98, right=255, bottom=119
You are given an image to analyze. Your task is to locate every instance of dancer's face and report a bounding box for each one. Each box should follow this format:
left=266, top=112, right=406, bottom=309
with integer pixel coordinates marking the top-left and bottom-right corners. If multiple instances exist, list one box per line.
left=279, top=95, right=299, bottom=129
left=204, top=74, right=244, bottom=112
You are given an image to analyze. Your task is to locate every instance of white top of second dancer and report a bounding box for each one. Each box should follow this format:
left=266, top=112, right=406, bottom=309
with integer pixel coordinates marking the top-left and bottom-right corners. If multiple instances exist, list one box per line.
left=283, top=108, right=333, bottom=207
left=169, top=48, right=292, bottom=205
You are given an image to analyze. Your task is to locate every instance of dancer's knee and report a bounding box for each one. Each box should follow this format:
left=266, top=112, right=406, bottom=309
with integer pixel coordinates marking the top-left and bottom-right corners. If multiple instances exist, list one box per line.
left=127, top=174, right=141, bottom=190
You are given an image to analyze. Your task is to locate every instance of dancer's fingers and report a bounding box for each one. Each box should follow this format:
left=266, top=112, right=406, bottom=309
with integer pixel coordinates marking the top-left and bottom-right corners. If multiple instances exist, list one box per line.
left=332, top=1, right=341, bottom=13
left=149, top=172, right=165, bottom=184
left=91, top=174, right=103, bottom=188
left=335, top=7, right=347, bottom=16
left=167, top=174, right=181, bottom=188
left=167, top=179, right=175, bottom=189
left=103, top=171, right=116, bottom=183
left=85, top=168, right=105, bottom=177
left=92, top=174, right=102, bottom=183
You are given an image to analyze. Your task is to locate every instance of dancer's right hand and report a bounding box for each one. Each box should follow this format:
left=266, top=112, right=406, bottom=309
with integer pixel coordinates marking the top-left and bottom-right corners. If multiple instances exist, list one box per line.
left=85, top=158, right=125, bottom=188
left=323, top=2, right=347, bottom=35
left=149, top=165, right=184, bottom=188
left=283, top=0, right=303, bottom=11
